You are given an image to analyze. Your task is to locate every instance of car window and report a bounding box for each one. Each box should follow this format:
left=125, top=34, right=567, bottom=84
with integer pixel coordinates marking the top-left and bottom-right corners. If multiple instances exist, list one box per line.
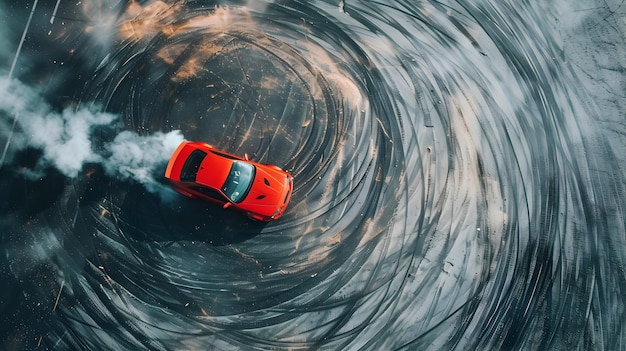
left=222, top=161, right=255, bottom=203
left=180, top=150, right=206, bottom=182
left=191, top=186, right=228, bottom=202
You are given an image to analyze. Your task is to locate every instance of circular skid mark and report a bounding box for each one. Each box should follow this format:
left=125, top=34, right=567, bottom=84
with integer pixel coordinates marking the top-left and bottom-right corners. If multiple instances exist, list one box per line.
left=0, top=0, right=625, bottom=350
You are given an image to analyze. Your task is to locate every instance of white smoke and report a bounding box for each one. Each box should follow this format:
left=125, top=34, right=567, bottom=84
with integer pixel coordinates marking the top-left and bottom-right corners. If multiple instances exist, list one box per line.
left=0, top=76, right=116, bottom=176
left=0, top=76, right=184, bottom=193
left=104, top=129, right=184, bottom=193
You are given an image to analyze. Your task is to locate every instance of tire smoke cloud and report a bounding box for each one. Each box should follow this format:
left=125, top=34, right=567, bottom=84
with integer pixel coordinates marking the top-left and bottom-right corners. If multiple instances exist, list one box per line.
left=0, top=76, right=183, bottom=190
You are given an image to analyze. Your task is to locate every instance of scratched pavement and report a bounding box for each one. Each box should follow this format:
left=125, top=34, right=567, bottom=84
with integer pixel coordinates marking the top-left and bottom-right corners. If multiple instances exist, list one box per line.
left=1, top=0, right=625, bottom=350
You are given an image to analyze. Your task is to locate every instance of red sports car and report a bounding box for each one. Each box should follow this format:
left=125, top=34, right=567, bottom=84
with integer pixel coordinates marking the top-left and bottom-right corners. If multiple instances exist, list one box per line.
left=164, top=141, right=293, bottom=221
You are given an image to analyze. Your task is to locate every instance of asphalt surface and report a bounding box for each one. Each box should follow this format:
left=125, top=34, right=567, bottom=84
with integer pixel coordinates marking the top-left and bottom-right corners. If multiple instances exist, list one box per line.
left=1, top=0, right=625, bottom=350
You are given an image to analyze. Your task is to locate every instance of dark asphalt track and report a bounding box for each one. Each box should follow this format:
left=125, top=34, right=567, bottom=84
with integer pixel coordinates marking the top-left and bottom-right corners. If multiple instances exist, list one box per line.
left=1, top=0, right=625, bottom=350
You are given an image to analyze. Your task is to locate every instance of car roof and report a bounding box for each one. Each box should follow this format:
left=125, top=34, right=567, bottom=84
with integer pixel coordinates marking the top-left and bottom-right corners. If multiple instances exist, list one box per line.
left=194, top=148, right=237, bottom=190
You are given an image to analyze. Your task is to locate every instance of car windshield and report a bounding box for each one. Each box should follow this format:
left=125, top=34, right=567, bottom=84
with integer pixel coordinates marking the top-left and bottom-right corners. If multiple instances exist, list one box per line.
left=221, top=161, right=255, bottom=203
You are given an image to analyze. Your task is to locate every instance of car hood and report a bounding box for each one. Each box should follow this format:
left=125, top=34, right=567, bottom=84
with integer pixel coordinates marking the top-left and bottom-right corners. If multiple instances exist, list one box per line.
left=238, top=166, right=290, bottom=216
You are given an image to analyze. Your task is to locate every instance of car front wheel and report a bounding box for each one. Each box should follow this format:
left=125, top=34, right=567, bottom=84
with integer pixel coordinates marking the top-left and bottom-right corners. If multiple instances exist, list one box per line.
left=247, top=213, right=270, bottom=222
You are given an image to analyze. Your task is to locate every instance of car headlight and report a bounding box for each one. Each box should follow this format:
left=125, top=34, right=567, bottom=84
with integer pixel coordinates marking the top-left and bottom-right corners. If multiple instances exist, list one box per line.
left=271, top=206, right=284, bottom=219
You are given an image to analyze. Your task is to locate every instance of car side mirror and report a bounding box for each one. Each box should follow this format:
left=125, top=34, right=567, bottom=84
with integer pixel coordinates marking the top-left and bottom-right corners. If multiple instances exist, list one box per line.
left=244, top=153, right=249, bottom=160
left=223, top=202, right=232, bottom=209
